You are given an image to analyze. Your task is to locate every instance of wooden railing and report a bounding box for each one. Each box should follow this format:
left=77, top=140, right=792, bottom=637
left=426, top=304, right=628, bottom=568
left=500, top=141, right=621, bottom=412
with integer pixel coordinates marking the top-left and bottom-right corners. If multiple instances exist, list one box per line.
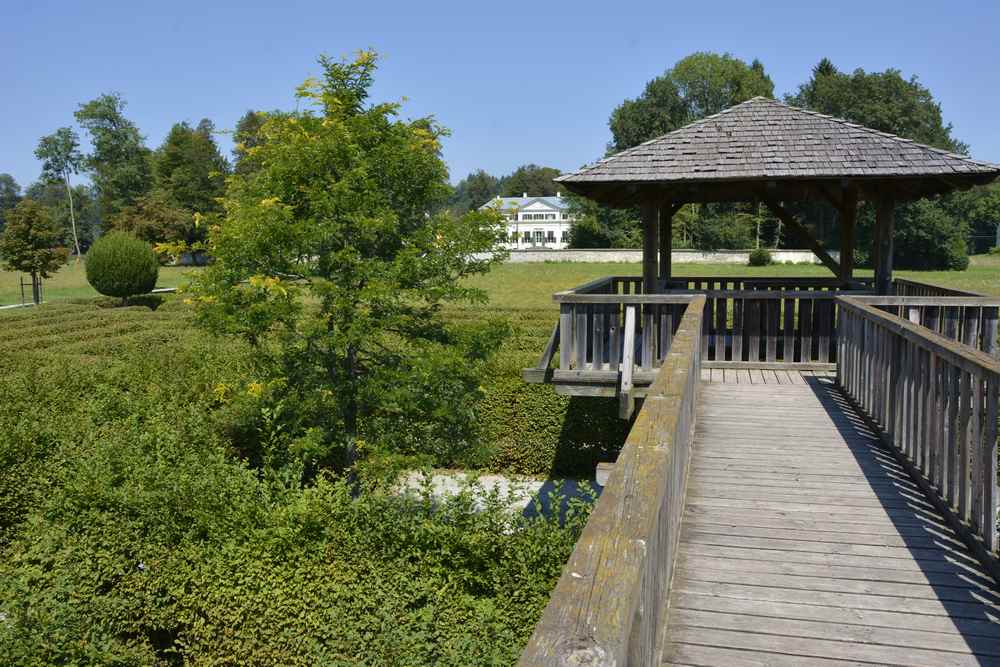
left=837, top=296, right=1000, bottom=576
left=858, top=296, right=1000, bottom=358
left=547, top=276, right=875, bottom=373
left=894, top=277, right=985, bottom=298
left=518, top=296, right=704, bottom=666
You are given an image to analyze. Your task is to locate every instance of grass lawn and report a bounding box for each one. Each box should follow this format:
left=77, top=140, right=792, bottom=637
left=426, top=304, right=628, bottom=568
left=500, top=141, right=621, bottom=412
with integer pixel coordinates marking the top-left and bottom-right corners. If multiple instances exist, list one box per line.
left=4, top=254, right=998, bottom=308
left=0, top=262, right=196, bottom=305
left=467, top=253, right=1000, bottom=311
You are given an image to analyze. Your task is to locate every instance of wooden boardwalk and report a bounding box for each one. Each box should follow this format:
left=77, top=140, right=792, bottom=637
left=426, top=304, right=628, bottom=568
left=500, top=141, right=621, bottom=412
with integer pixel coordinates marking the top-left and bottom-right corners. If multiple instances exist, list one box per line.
left=663, top=376, right=1000, bottom=666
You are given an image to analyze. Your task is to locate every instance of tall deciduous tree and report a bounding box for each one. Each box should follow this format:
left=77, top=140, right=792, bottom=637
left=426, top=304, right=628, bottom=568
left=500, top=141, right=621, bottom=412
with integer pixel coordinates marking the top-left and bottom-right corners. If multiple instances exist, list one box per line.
left=788, top=60, right=972, bottom=269
left=191, top=52, right=507, bottom=475
left=25, top=181, right=101, bottom=251
left=0, top=199, right=68, bottom=304
left=35, top=128, right=84, bottom=259
left=500, top=164, right=562, bottom=197
left=609, top=52, right=775, bottom=152
left=154, top=119, right=229, bottom=217
left=0, top=174, right=21, bottom=233
left=449, top=170, right=501, bottom=212
left=75, top=93, right=153, bottom=218
left=232, top=110, right=268, bottom=175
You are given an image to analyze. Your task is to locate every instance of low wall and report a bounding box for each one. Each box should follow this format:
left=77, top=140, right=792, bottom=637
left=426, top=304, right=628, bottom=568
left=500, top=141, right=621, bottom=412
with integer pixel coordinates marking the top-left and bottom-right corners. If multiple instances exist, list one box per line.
left=478, top=249, right=838, bottom=264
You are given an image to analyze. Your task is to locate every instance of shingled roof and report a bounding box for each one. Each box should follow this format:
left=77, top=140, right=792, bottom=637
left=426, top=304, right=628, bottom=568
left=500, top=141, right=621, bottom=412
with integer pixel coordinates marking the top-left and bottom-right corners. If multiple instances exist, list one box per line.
left=557, top=97, right=999, bottom=203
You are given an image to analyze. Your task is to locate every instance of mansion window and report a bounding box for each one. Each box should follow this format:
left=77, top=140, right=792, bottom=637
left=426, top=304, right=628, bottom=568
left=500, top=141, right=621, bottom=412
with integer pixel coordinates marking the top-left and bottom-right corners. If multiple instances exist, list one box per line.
left=546, top=232, right=556, bottom=243
left=534, top=231, right=544, bottom=243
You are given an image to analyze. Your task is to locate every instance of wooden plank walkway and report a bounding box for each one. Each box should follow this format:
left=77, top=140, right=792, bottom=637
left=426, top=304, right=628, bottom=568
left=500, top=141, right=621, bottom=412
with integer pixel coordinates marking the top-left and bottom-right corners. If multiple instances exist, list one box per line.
left=663, top=376, right=1000, bottom=666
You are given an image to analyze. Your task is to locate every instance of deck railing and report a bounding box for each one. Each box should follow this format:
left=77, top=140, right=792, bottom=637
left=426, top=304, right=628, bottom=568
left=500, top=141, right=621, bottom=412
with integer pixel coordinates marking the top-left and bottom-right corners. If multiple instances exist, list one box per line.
left=518, top=296, right=704, bottom=666
left=542, top=276, right=875, bottom=377
left=837, top=295, right=1000, bottom=575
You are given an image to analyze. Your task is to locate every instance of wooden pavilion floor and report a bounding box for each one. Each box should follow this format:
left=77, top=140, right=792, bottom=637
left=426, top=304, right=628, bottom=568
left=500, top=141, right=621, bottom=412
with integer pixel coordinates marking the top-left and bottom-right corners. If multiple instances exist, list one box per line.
left=662, top=376, right=1000, bottom=666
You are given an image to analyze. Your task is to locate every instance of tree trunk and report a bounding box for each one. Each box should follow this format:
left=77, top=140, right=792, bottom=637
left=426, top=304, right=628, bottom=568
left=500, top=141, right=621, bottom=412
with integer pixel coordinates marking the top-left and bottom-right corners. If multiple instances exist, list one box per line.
left=64, top=170, right=81, bottom=261
left=343, top=344, right=359, bottom=467
left=31, top=272, right=41, bottom=305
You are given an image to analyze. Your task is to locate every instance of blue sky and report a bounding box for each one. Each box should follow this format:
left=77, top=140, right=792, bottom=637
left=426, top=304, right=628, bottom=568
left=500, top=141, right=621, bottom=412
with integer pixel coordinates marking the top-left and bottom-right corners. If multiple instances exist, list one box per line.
left=2, top=1, right=998, bottom=190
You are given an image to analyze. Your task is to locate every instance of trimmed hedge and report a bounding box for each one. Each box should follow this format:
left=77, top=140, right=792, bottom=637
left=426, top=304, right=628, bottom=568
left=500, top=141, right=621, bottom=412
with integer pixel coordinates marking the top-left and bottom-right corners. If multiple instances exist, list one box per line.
left=85, top=232, right=159, bottom=303
left=0, top=300, right=590, bottom=665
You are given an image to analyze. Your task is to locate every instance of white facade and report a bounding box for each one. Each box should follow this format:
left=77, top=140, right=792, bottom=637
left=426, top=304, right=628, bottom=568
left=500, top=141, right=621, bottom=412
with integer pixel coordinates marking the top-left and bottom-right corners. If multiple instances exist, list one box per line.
left=479, top=193, right=576, bottom=250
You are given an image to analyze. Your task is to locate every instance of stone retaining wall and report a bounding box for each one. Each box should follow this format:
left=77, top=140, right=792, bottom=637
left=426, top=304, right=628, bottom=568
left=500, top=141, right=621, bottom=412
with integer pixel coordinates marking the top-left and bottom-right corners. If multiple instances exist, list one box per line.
left=476, top=248, right=837, bottom=264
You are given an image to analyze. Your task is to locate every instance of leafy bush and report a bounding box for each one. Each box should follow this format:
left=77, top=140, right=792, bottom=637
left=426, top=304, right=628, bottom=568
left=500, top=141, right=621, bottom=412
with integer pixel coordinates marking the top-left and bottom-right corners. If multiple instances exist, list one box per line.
left=691, top=212, right=755, bottom=250
left=748, top=248, right=773, bottom=266
left=988, top=246, right=1000, bottom=256
left=0, top=300, right=591, bottom=665
left=85, top=231, right=159, bottom=303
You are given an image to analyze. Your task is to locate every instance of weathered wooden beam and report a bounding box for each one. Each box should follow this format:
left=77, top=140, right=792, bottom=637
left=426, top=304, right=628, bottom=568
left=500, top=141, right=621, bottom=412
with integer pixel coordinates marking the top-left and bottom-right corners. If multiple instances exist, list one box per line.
left=760, top=196, right=842, bottom=277
left=641, top=201, right=659, bottom=295
left=658, top=202, right=682, bottom=284
left=838, top=187, right=858, bottom=284
left=874, top=189, right=896, bottom=295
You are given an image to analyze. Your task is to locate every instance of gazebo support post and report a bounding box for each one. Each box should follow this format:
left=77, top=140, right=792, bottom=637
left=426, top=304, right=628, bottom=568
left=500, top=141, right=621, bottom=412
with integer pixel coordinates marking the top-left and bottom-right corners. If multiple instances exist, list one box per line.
left=658, top=202, right=682, bottom=288
left=641, top=200, right=659, bottom=294
left=875, top=190, right=896, bottom=295
left=839, top=187, right=858, bottom=285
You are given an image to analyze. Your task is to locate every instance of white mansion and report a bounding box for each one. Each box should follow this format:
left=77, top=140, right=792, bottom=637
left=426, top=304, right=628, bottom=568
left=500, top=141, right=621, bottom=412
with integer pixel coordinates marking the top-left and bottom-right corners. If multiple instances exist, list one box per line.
left=479, top=193, right=577, bottom=250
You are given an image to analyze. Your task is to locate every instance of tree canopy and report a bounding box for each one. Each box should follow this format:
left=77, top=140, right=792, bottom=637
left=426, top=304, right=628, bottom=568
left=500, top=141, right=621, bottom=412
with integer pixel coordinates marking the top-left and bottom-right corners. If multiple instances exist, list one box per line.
left=35, top=127, right=85, bottom=257
left=25, top=181, right=101, bottom=251
left=0, top=199, right=68, bottom=302
left=153, top=119, right=229, bottom=216
left=448, top=170, right=501, bottom=212
left=786, top=61, right=965, bottom=153
left=191, top=51, right=507, bottom=475
left=0, top=174, right=21, bottom=233
left=74, top=93, right=153, bottom=218
left=500, top=164, right=562, bottom=197
left=609, top=52, right=775, bottom=152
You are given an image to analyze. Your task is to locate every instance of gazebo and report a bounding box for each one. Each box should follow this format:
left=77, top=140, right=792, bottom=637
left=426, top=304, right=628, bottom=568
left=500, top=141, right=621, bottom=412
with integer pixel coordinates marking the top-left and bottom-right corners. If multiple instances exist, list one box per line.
left=524, top=97, right=1000, bottom=411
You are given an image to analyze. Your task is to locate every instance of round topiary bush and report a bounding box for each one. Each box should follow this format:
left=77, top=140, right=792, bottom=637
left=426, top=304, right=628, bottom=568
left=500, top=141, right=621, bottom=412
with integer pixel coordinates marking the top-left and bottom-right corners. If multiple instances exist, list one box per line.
left=748, top=248, right=773, bottom=266
left=85, top=232, right=159, bottom=304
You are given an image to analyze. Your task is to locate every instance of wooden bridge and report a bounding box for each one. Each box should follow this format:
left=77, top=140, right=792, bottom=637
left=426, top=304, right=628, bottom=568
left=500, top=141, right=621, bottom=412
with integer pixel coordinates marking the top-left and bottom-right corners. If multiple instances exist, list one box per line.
left=519, top=280, right=1000, bottom=666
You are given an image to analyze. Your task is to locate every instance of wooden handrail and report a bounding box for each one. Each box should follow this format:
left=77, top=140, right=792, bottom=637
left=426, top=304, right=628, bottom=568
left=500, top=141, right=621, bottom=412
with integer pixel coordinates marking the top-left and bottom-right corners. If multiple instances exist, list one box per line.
left=838, top=296, right=1000, bottom=376
left=837, top=295, right=999, bottom=574
left=518, top=296, right=705, bottom=666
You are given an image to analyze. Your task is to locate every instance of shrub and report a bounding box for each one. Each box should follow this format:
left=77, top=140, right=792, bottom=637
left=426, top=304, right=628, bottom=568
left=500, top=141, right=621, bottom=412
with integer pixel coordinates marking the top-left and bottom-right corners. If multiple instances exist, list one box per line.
left=85, top=232, right=159, bottom=304
left=748, top=248, right=773, bottom=266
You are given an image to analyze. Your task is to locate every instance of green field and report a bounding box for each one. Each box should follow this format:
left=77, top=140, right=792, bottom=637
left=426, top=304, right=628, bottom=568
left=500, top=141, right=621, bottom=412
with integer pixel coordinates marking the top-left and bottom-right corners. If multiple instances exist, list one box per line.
left=4, top=254, right=999, bottom=309
left=0, top=262, right=194, bottom=305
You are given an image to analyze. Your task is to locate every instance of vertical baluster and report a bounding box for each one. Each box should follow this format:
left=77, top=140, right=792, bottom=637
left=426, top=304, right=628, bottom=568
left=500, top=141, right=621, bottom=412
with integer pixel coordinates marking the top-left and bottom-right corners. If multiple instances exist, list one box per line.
left=766, top=297, right=778, bottom=362
left=575, top=303, right=588, bottom=371
left=983, top=306, right=999, bottom=358
left=946, top=364, right=961, bottom=509
left=982, top=374, right=999, bottom=551
left=609, top=302, right=621, bottom=371
left=957, top=370, right=973, bottom=521
left=715, top=292, right=728, bottom=361
left=800, top=298, right=813, bottom=363
left=593, top=303, right=606, bottom=371
left=970, top=372, right=984, bottom=537
left=817, top=298, right=830, bottom=364
left=559, top=303, right=573, bottom=372
left=733, top=297, right=744, bottom=362
left=642, top=306, right=654, bottom=370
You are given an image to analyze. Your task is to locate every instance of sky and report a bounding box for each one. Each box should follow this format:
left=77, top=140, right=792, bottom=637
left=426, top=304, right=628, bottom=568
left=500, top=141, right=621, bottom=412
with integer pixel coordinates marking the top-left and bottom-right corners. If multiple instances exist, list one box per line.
left=2, top=0, right=999, bottom=191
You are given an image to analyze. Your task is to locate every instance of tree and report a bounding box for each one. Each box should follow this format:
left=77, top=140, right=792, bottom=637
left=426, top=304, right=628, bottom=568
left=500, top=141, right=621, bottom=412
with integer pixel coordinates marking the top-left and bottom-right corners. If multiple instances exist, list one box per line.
left=0, top=173, right=21, bottom=233
left=154, top=119, right=229, bottom=217
left=34, top=128, right=84, bottom=259
left=0, top=199, right=68, bottom=304
left=788, top=59, right=972, bottom=269
left=500, top=164, right=562, bottom=197
left=448, top=170, right=501, bottom=212
left=785, top=62, right=965, bottom=153
left=25, top=181, right=101, bottom=251
left=609, top=52, right=775, bottom=152
left=109, top=190, right=192, bottom=245
left=190, top=52, right=507, bottom=475
left=75, top=93, right=153, bottom=218
left=232, top=110, right=268, bottom=175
